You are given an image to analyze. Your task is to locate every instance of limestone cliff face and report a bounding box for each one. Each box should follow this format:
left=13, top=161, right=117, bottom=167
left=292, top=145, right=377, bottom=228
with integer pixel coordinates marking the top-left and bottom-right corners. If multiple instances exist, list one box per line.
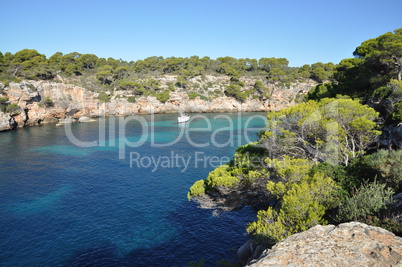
left=0, top=78, right=314, bottom=131
left=248, top=222, right=402, bottom=266
left=2, top=81, right=99, bottom=128
left=0, top=111, right=16, bottom=131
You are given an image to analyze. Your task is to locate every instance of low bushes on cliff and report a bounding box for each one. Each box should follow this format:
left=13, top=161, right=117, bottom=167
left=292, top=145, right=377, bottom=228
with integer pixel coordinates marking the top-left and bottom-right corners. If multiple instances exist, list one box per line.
left=0, top=97, right=21, bottom=114
left=336, top=180, right=394, bottom=222
left=247, top=158, right=339, bottom=245
left=187, top=180, right=206, bottom=200
left=187, top=96, right=402, bottom=248
left=38, top=97, right=54, bottom=108
left=0, top=97, right=8, bottom=112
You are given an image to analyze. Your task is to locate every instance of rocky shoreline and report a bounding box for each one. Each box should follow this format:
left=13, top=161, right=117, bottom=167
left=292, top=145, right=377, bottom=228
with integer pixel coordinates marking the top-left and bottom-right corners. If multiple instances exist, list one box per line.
left=0, top=77, right=314, bottom=132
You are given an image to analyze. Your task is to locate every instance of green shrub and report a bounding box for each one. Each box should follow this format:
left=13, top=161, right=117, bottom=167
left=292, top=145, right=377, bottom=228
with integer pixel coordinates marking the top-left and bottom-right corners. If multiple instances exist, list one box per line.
left=167, top=82, right=176, bottom=91
left=0, top=74, right=21, bottom=86
left=309, top=162, right=349, bottom=200
left=0, top=97, right=8, bottom=112
left=205, top=165, right=239, bottom=189
left=233, top=142, right=266, bottom=170
left=199, top=95, right=209, bottom=101
left=188, top=92, right=198, bottom=100
left=155, top=90, right=170, bottom=103
left=187, top=179, right=206, bottom=200
left=224, top=84, right=247, bottom=102
left=247, top=171, right=339, bottom=245
left=366, top=150, right=402, bottom=189
left=387, top=100, right=402, bottom=124
left=5, top=103, right=21, bottom=114
left=127, top=96, right=136, bottom=103
left=97, top=92, right=111, bottom=103
left=40, top=96, right=54, bottom=107
left=336, top=180, right=394, bottom=222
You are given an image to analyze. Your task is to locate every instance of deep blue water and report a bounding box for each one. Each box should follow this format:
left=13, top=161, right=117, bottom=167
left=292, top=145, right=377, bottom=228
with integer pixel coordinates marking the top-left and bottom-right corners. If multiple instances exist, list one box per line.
left=0, top=112, right=266, bottom=266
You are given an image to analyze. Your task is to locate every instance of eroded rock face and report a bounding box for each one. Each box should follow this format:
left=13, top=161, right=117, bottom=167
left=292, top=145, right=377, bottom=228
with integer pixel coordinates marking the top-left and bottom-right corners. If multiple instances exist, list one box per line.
left=249, top=222, right=402, bottom=266
left=0, top=78, right=315, bottom=131
left=0, top=111, right=16, bottom=131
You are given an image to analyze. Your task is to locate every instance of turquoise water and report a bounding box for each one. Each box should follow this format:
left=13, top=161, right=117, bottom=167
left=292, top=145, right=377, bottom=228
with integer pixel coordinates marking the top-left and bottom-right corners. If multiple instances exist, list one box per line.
left=0, top=112, right=266, bottom=266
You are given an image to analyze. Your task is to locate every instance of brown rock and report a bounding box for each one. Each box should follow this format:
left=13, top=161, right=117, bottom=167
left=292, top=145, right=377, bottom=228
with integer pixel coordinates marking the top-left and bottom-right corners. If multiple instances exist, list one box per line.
left=249, top=222, right=402, bottom=266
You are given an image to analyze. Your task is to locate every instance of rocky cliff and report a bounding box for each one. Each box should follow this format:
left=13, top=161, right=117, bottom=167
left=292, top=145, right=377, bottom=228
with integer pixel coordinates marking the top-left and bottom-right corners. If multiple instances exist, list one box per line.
left=0, top=77, right=314, bottom=131
left=248, top=222, right=402, bottom=266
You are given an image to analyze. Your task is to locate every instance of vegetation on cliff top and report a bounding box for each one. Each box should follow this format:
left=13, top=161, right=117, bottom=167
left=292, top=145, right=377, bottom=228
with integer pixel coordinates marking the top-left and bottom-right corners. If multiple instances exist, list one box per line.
left=0, top=48, right=334, bottom=104
left=188, top=28, right=402, bottom=250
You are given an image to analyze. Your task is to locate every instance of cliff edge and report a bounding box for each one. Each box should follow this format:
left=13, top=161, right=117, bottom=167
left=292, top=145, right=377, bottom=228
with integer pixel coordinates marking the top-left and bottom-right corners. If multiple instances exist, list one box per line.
left=248, top=222, right=402, bottom=266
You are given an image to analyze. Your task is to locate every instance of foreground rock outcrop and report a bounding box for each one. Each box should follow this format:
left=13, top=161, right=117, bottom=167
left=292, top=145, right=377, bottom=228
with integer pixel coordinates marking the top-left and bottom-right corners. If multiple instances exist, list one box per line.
left=249, top=222, right=402, bottom=266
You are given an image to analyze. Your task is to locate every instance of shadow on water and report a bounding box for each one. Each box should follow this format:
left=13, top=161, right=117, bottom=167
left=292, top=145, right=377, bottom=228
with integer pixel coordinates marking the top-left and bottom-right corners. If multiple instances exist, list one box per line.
left=67, top=201, right=255, bottom=267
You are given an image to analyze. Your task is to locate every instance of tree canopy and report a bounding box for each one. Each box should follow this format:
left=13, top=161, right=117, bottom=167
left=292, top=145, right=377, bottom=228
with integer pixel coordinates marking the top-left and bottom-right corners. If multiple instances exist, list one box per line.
left=354, top=28, right=402, bottom=81
left=260, top=98, right=380, bottom=165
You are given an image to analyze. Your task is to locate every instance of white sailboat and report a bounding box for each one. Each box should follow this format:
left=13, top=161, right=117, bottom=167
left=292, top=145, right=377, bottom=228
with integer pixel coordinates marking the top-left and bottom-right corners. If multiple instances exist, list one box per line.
left=177, top=80, right=190, bottom=123
left=177, top=109, right=190, bottom=123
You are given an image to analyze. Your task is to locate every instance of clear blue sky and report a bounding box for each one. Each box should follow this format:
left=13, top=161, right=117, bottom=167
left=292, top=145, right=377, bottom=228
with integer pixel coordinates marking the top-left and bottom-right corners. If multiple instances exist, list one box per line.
left=1, top=0, right=401, bottom=67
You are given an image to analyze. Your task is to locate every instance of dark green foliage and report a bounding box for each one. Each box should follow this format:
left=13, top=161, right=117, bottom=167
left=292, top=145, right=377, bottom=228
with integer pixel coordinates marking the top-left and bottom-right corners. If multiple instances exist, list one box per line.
left=353, top=28, right=402, bottom=81
left=97, top=92, right=111, bottom=103
left=96, top=65, right=113, bottom=85
left=118, top=81, right=143, bottom=94
left=155, top=90, right=170, bottom=103
left=78, top=54, right=98, bottom=70
left=308, top=28, right=402, bottom=102
left=387, top=100, right=402, bottom=124
left=307, top=83, right=336, bottom=100
left=0, top=97, right=8, bottom=112
left=336, top=180, right=394, bottom=222
left=0, top=48, right=331, bottom=97
left=224, top=84, right=246, bottom=102
left=0, top=48, right=337, bottom=107
left=309, top=162, right=349, bottom=199
left=40, top=97, right=54, bottom=108
left=0, top=73, right=21, bottom=86
left=0, top=97, right=21, bottom=113
left=127, top=96, right=136, bottom=103
left=188, top=92, right=198, bottom=100
left=253, top=80, right=271, bottom=98
left=5, top=103, right=21, bottom=114
left=366, top=150, right=402, bottom=189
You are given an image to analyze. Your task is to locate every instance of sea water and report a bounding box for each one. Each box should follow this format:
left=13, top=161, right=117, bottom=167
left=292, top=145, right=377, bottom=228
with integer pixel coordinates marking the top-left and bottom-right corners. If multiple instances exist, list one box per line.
left=0, top=112, right=266, bottom=266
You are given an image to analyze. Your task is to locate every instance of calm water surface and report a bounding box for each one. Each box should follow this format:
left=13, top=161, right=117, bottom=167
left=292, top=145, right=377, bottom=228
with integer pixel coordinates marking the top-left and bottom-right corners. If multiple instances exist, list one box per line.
left=0, top=112, right=266, bottom=266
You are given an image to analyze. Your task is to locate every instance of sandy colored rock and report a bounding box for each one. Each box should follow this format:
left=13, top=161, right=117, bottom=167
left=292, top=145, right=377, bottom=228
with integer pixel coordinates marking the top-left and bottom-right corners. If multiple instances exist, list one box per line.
left=249, top=222, right=402, bottom=266
left=0, top=111, right=16, bottom=131
left=0, top=78, right=315, bottom=131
